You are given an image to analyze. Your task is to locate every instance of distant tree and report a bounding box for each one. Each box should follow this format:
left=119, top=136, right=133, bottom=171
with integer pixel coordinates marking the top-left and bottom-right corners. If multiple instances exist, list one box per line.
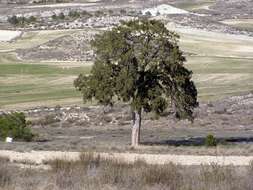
left=145, top=11, right=152, bottom=17
left=74, top=19, right=198, bottom=147
left=68, top=10, right=80, bottom=18
left=7, top=15, right=19, bottom=25
left=108, top=9, right=114, bottom=15
left=81, top=10, right=92, bottom=17
left=94, top=10, right=104, bottom=17
left=58, top=12, right=65, bottom=20
left=27, top=16, right=37, bottom=23
left=51, top=14, right=57, bottom=20
left=120, top=9, right=127, bottom=15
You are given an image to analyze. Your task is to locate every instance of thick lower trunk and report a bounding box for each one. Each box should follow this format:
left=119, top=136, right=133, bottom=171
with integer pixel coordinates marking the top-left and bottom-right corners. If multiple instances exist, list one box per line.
left=131, top=110, right=141, bottom=147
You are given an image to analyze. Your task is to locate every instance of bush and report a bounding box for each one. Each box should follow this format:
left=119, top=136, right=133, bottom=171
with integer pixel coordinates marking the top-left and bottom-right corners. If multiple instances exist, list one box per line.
left=7, top=15, right=37, bottom=26
left=145, top=11, right=152, bottom=17
left=0, top=112, right=34, bottom=142
left=120, top=9, right=127, bottom=15
left=27, top=16, right=37, bottom=23
left=51, top=14, right=57, bottom=20
left=205, top=134, right=217, bottom=147
left=81, top=10, right=92, bottom=17
left=94, top=10, right=104, bottom=17
left=58, top=13, right=65, bottom=20
left=68, top=10, right=80, bottom=18
left=7, top=15, right=19, bottom=25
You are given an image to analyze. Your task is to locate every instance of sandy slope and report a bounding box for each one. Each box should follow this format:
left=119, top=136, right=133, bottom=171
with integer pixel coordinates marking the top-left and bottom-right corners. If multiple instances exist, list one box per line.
left=0, top=30, right=22, bottom=42
left=0, top=150, right=252, bottom=166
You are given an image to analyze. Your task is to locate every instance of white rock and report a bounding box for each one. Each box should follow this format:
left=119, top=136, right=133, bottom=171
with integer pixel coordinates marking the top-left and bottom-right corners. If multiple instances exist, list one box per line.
left=5, top=137, right=13, bottom=143
left=0, top=30, right=22, bottom=42
left=142, top=4, right=189, bottom=16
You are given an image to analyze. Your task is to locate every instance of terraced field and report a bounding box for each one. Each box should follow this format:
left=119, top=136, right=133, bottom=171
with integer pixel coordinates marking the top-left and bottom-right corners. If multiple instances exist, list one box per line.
left=221, top=19, right=253, bottom=31
left=0, top=10, right=253, bottom=109
left=176, top=27, right=253, bottom=100
left=173, top=0, right=216, bottom=10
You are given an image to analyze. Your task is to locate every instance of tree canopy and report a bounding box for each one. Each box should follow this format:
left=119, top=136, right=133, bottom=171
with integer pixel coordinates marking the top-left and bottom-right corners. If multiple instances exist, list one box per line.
left=74, top=19, right=198, bottom=146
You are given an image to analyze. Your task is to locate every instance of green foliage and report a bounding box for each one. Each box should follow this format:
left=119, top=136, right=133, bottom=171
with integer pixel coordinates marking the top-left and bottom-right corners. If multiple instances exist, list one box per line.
left=108, top=9, right=114, bottom=15
left=81, top=10, right=92, bottom=17
left=7, top=15, right=37, bottom=26
left=58, top=12, right=65, bottom=20
left=120, top=9, right=127, bottom=15
left=7, top=15, right=19, bottom=25
left=51, top=14, right=57, bottom=20
left=0, top=112, right=34, bottom=142
left=51, top=13, right=65, bottom=20
left=75, top=19, right=198, bottom=120
left=145, top=11, right=152, bottom=17
left=94, top=10, right=104, bottom=17
left=27, top=16, right=37, bottom=23
left=68, top=10, right=81, bottom=18
left=205, top=134, right=217, bottom=147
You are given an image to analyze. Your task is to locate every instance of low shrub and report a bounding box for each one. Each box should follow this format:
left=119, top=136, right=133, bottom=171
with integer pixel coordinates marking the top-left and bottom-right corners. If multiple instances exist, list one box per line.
left=7, top=15, right=37, bottom=26
left=68, top=10, right=81, bottom=18
left=51, top=13, right=65, bottom=20
left=120, top=9, right=127, bottom=15
left=205, top=134, right=217, bottom=147
left=33, top=114, right=60, bottom=126
left=0, top=112, right=34, bottom=141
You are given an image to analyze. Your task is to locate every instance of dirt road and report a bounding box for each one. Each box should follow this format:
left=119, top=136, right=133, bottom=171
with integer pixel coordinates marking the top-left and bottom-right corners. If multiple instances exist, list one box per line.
left=0, top=150, right=252, bottom=166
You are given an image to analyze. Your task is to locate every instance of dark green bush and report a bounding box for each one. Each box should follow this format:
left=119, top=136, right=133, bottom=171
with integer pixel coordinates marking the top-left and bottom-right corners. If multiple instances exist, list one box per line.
left=7, top=15, right=37, bottom=26
left=7, top=15, right=19, bottom=25
left=120, top=9, right=127, bottom=15
left=27, top=16, right=37, bottom=23
left=205, top=134, right=217, bottom=147
left=68, top=10, right=81, bottom=18
left=0, top=112, right=34, bottom=142
left=51, top=14, right=57, bottom=20
left=94, top=10, right=104, bottom=17
left=58, top=13, right=65, bottom=20
left=81, top=10, right=92, bottom=17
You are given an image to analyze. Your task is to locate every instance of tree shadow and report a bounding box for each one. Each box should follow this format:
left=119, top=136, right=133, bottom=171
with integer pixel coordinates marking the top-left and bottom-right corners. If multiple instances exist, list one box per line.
left=142, top=136, right=253, bottom=146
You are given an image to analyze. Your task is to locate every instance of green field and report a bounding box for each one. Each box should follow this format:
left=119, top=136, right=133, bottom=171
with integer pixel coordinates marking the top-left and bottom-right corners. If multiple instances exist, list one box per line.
left=0, top=53, right=91, bottom=109
left=177, top=27, right=253, bottom=101
left=174, top=0, right=215, bottom=10
left=0, top=27, right=253, bottom=109
left=187, top=56, right=253, bottom=100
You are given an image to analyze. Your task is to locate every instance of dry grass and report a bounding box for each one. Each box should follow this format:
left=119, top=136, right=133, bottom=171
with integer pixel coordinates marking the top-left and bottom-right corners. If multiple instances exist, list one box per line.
left=1, top=152, right=252, bottom=190
left=0, top=156, right=11, bottom=188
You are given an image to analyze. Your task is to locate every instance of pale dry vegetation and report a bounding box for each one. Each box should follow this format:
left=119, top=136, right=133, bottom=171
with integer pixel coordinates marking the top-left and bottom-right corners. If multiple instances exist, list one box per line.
left=1, top=153, right=253, bottom=190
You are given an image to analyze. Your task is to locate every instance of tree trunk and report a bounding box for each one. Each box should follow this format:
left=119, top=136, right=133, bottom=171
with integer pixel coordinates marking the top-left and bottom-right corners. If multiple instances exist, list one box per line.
left=131, top=110, right=141, bottom=147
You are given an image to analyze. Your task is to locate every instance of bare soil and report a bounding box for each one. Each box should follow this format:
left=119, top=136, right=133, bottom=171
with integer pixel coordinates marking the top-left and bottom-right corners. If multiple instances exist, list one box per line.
left=1, top=94, right=253, bottom=156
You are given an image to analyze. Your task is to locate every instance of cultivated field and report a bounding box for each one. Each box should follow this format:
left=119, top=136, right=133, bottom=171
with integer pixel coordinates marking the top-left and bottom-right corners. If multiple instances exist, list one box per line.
left=1, top=25, right=253, bottom=108
left=221, top=19, right=253, bottom=31
left=0, top=29, right=93, bottom=109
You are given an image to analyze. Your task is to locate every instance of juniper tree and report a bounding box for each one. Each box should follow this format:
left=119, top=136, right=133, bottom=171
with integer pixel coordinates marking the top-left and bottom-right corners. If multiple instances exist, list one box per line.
left=74, top=19, right=198, bottom=147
